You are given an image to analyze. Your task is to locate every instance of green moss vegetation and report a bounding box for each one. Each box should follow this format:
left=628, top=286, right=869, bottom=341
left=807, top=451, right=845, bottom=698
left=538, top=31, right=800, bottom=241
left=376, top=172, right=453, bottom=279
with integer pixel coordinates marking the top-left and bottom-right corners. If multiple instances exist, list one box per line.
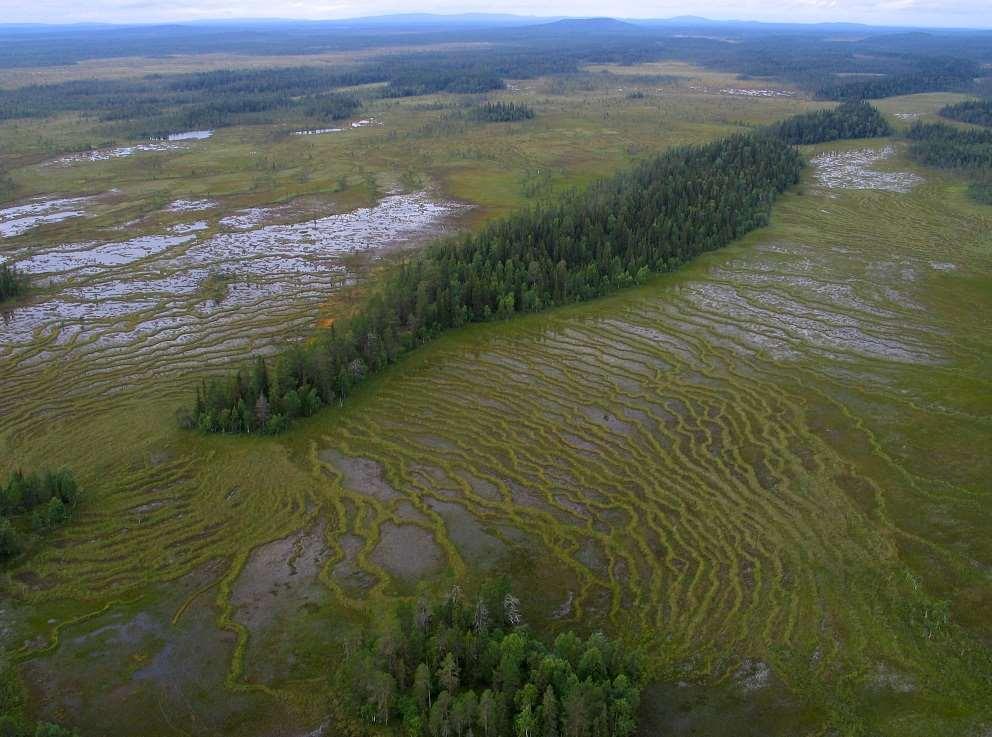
left=340, top=582, right=642, bottom=737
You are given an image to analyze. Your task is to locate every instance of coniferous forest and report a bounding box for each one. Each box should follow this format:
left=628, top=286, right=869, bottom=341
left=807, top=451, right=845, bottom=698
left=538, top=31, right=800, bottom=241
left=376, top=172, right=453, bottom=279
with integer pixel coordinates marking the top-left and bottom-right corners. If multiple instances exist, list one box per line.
left=339, top=583, right=642, bottom=737
left=0, top=469, right=80, bottom=561
left=813, top=57, right=980, bottom=101
left=938, top=99, right=992, bottom=128
left=906, top=122, right=992, bottom=205
left=969, top=180, right=992, bottom=204
left=766, top=101, right=892, bottom=145
left=0, top=263, right=28, bottom=303
left=184, top=102, right=895, bottom=435
left=907, top=122, right=992, bottom=169
left=471, top=102, right=536, bottom=122
left=184, top=131, right=803, bottom=434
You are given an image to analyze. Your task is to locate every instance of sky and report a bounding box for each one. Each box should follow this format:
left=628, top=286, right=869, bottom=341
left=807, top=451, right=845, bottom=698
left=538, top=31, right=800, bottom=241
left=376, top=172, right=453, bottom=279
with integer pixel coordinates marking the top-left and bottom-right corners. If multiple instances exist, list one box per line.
left=0, top=0, right=988, bottom=29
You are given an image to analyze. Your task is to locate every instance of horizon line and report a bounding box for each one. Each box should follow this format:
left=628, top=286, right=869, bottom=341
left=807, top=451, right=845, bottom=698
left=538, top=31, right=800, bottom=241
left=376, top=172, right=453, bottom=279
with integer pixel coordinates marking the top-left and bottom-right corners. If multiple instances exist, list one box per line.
left=0, top=13, right=990, bottom=33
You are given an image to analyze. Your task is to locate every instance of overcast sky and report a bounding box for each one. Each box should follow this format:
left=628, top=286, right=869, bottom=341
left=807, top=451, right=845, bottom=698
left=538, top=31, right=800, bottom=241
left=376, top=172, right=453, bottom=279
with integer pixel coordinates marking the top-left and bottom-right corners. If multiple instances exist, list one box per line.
left=0, top=0, right=988, bottom=29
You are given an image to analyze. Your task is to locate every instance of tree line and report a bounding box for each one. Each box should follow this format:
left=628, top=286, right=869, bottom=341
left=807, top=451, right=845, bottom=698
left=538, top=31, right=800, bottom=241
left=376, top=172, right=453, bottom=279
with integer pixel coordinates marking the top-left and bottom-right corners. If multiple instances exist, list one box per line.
left=1, top=31, right=988, bottom=138
left=338, top=581, right=643, bottom=737
left=813, top=58, right=981, bottom=101
left=0, top=468, right=80, bottom=562
left=0, top=50, right=567, bottom=138
left=0, top=162, right=14, bottom=201
left=472, top=103, right=536, bottom=123
left=939, top=99, right=992, bottom=128
left=0, top=69, right=364, bottom=139
left=182, top=129, right=802, bottom=434
left=765, top=101, right=891, bottom=145
left=968, top=180, right=992, bottom=204
left=907, top=121, right=992, bottom=169
left=0, top=263, right=28, bottom=303
left=906, top=121, right=992, bottom=206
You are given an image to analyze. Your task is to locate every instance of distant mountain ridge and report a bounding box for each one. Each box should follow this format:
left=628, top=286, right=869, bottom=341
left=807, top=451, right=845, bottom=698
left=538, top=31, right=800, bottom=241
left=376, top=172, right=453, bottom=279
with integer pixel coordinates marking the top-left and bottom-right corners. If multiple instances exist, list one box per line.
left=0, top=13, right=989, bottom=36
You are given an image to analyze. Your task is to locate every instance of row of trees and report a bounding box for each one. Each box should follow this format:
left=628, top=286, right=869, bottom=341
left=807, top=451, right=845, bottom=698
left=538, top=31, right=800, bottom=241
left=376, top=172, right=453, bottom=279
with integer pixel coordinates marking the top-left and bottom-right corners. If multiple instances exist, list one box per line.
left=0, top=468, right=80, bottom=561
left=339, top=581, right=643, bottom=737
left=939, top=99, right=992, bottom=128
left=471, top=102, right=536, bottom=123
left=0, top=263, right=28, bottom=303
left=766, top=101, right=891, bottom=145
left=184, top=130, right=802, bottom=434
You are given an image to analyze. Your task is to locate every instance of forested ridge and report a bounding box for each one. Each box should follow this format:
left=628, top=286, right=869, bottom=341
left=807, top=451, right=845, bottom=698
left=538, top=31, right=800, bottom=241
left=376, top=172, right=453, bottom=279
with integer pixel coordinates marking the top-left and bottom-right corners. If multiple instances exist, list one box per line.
left=338, top=583, right=643, bottom=737
left=938, top=99, right=992, bottom=128
left=184, top=129, right=802, bottom=434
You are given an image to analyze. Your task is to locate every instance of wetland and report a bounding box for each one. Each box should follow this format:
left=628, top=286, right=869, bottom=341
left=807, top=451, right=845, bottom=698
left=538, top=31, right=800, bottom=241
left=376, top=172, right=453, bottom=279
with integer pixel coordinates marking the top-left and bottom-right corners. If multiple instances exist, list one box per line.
left=1, top=16, right=991, bottom=737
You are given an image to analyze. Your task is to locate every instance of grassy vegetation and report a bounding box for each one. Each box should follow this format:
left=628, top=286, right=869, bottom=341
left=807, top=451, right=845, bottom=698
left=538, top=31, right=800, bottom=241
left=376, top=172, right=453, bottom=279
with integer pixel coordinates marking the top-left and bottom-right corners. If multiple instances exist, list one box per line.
left=0, top=48, right=990, bottom=737
left=195, top=270, right=237, bottom=305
